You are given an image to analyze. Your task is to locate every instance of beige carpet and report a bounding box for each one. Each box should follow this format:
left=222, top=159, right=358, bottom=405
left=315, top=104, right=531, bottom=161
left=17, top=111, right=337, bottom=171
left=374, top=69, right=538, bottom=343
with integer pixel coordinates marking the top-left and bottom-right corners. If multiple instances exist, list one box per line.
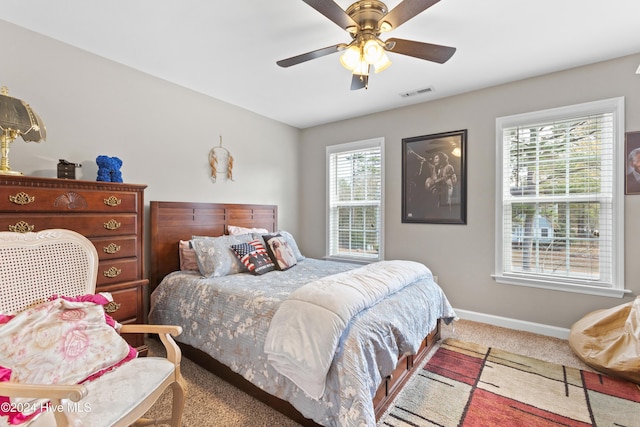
left=142, top=319, right=593, bottom=426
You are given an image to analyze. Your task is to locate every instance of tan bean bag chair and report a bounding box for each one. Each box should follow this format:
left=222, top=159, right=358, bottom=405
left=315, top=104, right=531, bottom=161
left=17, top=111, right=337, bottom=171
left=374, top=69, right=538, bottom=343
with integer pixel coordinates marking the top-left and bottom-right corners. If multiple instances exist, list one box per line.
left=569, top=296, right=640, bottom=384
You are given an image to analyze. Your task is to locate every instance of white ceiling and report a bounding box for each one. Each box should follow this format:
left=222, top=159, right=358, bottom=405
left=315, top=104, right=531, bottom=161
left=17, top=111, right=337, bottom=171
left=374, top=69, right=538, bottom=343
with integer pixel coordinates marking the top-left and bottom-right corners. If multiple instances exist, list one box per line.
left=3, top=0, right=640, bottom=129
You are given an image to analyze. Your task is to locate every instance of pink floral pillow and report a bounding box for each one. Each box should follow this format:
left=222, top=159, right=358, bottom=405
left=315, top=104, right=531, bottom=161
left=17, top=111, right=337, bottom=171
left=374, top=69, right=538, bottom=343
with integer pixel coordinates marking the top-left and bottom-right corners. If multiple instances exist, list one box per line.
left=179, top=240, right=199, bottom=271
left=0, top=294, right=136, bottom=424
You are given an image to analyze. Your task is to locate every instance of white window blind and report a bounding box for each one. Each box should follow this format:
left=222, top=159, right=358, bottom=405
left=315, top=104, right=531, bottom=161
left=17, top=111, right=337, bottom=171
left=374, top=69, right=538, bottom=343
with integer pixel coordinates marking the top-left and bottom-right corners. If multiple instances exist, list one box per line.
left=495, top=98, right=626, bottom=297
left=327, top=138, right=383, bottom=261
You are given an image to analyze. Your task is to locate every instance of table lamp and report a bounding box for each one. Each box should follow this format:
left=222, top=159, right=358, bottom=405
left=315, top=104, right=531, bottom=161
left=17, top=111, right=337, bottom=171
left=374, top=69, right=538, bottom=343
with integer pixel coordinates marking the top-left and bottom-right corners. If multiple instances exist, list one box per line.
left=0, top=86, right=46, bottom=175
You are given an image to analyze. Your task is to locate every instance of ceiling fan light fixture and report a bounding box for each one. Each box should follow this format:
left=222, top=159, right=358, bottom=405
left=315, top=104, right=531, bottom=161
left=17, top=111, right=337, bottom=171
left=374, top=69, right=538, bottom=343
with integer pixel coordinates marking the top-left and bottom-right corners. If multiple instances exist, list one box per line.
left=373, top=52, right=392, bottom=73
left=363, top=39, right=384, bottom=64
left=340, top=44, right=361, bottom=70
left=352, top=60, right=370, bottom=76
left=277, top=0, right=456, bottom=90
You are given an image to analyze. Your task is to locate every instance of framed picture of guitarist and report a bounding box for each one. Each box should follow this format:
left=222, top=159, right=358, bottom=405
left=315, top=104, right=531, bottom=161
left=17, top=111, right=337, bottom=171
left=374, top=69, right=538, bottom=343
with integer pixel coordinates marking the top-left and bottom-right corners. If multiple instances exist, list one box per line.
left=402, top=129, right=467, bottom=224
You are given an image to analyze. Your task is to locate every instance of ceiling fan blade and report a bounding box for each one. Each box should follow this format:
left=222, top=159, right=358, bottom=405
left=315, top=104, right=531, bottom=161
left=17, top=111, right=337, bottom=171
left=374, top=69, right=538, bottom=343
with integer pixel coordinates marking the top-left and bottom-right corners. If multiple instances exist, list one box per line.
left=303, top=0, right=358, bottom=31
left=381, top=0, right=441, bottom=30
left=351, top=73, right=369, bottom=90
left=386, top=38, right=455, bottom=64
left=277, top=44, right=343, bottom=68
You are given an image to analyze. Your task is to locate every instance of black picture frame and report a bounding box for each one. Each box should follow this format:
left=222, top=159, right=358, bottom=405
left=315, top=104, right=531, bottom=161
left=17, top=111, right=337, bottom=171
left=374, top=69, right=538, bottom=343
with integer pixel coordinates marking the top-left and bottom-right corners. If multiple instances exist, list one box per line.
left=402, top=129, right=467, bottom=224
left=625, top=131, right=640, bottom=195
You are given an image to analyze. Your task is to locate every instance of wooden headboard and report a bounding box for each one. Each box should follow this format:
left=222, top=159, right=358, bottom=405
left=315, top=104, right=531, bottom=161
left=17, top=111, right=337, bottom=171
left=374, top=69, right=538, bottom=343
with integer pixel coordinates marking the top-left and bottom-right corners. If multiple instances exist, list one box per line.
left=149, top=201, right=277, bottom=292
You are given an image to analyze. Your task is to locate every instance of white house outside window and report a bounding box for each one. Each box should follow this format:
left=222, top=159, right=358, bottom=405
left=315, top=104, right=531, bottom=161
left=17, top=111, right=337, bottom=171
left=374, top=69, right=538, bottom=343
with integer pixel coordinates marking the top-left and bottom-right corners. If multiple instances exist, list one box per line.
left=327, top=138, right=384, bottom=262
left=494, top=98, right=627, bottom=298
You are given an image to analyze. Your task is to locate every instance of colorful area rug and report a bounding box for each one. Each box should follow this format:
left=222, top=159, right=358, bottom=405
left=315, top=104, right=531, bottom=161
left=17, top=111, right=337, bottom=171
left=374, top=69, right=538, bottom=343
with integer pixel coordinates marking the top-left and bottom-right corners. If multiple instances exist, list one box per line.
left=379, top=338, right=640, bottom=426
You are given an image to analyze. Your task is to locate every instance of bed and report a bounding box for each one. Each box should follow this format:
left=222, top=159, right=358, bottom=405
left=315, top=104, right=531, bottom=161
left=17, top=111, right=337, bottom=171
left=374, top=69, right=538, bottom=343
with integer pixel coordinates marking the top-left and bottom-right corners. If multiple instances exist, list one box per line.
left=148, top=201, right=456, bottom=427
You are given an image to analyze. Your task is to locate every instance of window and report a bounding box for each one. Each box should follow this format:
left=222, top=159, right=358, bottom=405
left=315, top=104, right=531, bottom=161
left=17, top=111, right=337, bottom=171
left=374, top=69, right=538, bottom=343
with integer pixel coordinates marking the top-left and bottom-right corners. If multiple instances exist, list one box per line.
left=327, top=138, right=384, bottom=262
left=495, top=98, right=627, bottom=297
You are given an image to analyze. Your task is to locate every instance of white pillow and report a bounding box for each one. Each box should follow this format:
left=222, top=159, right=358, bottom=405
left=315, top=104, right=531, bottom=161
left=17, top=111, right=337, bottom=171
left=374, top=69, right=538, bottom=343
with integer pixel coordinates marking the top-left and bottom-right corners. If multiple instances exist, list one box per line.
left=228, top=225, right=269, bottom=236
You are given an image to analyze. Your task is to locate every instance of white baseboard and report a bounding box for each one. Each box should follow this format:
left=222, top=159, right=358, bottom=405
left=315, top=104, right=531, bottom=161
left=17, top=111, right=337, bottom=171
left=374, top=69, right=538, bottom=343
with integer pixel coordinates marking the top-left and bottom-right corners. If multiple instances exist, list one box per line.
left=453, top=308, right=570, bottom=340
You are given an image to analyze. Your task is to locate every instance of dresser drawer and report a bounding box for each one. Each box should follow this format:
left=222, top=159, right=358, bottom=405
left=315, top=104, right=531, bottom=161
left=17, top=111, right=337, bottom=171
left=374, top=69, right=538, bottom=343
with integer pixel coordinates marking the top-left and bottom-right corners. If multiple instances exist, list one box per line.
left=1, top=176, right=147, bottom=355
left=0, top=213, right=137, bottom=236
left=103, top=286, right=142, bottom=324
left=98, top=279, right=148, bottom=354
left=0, top=186, right=138, bottom=213
left=97, top=258, right=140, bottom=286
left=91, top=236, right=137, bottom=260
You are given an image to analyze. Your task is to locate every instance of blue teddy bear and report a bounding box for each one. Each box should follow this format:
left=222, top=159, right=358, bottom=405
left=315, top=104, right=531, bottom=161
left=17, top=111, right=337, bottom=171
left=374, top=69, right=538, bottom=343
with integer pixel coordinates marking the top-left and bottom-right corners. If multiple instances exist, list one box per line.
left=96, top=155, right=123, bottom=183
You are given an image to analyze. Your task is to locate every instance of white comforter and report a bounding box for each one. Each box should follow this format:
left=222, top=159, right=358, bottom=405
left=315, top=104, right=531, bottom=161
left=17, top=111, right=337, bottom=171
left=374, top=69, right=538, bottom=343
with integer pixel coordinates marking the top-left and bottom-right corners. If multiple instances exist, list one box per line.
left=263, top=260, right=432, bottom=399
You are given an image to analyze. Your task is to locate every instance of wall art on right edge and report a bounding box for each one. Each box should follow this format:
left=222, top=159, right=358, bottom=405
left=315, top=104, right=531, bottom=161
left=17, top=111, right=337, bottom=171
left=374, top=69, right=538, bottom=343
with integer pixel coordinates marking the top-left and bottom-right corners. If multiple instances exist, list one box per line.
left=625, top=131, right=640, bottom=194
left=402, top=129, right=467, bottom=224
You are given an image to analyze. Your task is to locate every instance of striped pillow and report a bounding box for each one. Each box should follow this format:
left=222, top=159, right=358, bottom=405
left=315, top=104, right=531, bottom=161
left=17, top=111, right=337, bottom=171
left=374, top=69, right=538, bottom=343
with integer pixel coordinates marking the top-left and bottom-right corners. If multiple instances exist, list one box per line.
left=230, top=240, right=275, bottom=275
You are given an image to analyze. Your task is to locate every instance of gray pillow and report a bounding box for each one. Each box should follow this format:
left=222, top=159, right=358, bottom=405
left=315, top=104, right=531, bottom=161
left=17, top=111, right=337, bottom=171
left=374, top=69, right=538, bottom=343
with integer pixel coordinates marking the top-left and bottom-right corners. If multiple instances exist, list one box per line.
left=278, top=230, right=305, bottom=262
left=192, top=234, right=253, bottom=277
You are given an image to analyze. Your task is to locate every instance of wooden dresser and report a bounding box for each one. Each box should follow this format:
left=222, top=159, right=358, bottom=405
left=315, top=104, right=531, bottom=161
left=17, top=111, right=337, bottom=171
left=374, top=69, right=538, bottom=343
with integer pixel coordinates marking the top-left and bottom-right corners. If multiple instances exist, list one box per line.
left=0, top=176, right=148, bottom=354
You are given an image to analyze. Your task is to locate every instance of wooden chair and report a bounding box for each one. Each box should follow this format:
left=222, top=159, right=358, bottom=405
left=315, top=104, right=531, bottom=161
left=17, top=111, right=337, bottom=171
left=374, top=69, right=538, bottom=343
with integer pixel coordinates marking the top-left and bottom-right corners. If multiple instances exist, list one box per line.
left=0, top=229, right=186, bottom=427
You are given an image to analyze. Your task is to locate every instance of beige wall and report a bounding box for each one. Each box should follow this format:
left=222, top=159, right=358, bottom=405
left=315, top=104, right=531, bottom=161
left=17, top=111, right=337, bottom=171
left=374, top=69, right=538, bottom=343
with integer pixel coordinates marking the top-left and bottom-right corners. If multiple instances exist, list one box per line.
left=1, top=21, right=301, bottom=276
left=4, top=18, right=640, bottom=332
left=300, top=53, right=640, bottom=330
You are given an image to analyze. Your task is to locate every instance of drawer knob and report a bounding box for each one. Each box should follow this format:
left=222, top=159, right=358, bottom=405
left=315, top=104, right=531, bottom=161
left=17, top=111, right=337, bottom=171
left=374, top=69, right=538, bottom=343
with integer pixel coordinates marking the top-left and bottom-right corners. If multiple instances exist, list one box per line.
left=8, top=221, right=35, bottom=233
left=104, top=301, right=121, bottom=314
left=8, top=192, right=35, bottom=205
left=103, top=243, right=121, bottom=254
left=103, top=219, right=121, bottom=230
left=103, top=266, right=122, bottom=278
left=104, top=196, right=122, bottom=207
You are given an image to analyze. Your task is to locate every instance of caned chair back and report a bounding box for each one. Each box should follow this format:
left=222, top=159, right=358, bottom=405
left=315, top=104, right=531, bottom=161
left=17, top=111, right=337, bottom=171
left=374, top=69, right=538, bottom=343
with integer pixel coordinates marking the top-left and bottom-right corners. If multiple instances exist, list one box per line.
left=0, top=229, right=185, bottom=427
left=0, top=229, right=98, bottom=314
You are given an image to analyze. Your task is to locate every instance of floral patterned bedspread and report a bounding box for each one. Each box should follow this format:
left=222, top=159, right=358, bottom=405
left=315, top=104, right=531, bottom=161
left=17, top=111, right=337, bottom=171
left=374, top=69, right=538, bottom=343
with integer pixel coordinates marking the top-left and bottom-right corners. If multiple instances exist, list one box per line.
left=149, top=258, right=456, bottom=427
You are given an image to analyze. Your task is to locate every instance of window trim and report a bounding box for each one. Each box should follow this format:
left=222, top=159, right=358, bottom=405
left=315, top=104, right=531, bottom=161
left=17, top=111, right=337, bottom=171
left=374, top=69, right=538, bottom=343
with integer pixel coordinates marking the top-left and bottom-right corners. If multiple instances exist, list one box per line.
left=493, top=97, right=628, bottom=298
left=325, top=137, right=385, bottom=263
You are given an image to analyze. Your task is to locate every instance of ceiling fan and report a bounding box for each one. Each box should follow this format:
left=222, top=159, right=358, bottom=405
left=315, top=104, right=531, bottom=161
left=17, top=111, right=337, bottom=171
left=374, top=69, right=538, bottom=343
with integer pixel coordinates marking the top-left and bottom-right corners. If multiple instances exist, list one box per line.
left=276, top=0, right=456, bottom=90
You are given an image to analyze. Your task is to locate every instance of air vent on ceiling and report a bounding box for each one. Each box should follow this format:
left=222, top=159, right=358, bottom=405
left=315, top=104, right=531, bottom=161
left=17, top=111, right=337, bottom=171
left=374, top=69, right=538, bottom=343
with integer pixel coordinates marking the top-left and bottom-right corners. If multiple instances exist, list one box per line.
left=400, top=86, right=434, bottom=98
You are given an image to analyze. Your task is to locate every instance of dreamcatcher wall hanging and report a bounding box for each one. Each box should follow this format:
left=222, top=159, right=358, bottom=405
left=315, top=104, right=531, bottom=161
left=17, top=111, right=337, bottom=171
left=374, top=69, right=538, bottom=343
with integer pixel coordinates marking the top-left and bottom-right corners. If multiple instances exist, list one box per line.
left=209, top=135, right=234, bottom=183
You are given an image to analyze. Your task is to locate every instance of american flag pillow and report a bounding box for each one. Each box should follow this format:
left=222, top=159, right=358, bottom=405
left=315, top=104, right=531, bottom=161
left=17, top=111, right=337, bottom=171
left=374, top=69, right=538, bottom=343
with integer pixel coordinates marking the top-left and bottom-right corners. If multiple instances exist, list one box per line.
left=230, top=240, right=275, bottom=275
